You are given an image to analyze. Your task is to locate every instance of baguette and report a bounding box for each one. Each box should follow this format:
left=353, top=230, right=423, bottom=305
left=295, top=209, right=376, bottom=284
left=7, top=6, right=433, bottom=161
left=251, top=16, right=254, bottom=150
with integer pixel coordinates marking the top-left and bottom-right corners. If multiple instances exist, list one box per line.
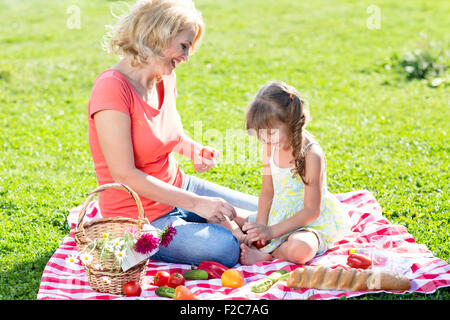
left=366, top=271, right=411, bottom=291
left=286, top=266, right=410, bottom=292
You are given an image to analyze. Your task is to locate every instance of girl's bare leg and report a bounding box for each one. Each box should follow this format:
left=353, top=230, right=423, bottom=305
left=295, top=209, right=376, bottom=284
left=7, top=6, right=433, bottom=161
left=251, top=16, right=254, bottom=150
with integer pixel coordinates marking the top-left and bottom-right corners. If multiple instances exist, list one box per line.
left=271, top=231, right=319, bottom=265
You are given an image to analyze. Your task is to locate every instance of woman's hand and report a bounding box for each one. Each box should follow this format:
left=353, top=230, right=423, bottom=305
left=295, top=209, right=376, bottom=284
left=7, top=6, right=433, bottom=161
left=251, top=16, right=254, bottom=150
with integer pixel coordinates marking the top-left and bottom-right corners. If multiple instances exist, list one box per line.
left=192, top=146, right=219, bottom=173
left=242, top=222, right=274, bottom=243
left=192, top=196, right=237, bottom=224
left=174, top=135, right=218, bottom=173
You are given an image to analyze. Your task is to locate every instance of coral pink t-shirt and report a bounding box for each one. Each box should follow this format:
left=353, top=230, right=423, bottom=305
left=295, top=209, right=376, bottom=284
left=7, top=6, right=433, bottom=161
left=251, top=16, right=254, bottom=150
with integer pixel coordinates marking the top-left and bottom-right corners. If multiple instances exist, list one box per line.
left=87, top=69, right=184, bottom=222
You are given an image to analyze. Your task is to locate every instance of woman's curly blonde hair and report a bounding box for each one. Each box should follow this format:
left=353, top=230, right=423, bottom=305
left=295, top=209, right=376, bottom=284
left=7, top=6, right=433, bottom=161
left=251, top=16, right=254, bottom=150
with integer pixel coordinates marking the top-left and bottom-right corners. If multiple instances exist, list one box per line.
left=246, top=81, right=311, bottom=183
left=103, top=0, right=204, bottom=66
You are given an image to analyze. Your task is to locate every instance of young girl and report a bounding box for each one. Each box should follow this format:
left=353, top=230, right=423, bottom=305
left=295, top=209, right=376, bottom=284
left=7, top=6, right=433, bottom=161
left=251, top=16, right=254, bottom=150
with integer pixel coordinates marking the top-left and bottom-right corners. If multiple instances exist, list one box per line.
left=239, top=81, right=352, bottom=265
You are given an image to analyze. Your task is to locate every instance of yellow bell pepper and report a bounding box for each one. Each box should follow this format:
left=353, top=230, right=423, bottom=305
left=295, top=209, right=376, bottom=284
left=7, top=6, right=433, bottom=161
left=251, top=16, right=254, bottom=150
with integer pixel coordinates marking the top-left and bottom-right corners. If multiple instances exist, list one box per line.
left=221, top=269, right=245, bottom=288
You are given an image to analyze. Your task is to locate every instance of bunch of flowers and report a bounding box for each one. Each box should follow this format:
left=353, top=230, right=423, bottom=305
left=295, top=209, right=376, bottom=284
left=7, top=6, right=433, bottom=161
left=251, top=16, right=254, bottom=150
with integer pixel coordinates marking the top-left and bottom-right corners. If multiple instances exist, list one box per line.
left=67, top=223, right=177, bottom=278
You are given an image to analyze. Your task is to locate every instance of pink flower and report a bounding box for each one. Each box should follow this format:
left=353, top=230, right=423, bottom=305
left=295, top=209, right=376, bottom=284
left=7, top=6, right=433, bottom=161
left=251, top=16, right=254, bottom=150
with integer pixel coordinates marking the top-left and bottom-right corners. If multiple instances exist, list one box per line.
left=160, top=224, right=177, bottom=248
left=135, top=233, right=159, bottom=254
left=124, top=227, right=140, bottom=238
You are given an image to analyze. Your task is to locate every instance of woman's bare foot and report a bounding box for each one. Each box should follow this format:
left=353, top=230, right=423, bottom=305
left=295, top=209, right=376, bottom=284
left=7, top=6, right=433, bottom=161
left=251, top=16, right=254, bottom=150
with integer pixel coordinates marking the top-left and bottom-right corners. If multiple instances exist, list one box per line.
left=240, top=243, right=273, bottom=265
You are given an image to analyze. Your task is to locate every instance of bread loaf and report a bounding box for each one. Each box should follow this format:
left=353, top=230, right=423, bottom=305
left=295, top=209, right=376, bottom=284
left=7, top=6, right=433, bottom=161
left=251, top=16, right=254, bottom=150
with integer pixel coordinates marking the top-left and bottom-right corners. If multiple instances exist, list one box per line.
left=286, top=266, right=410, bottom=292
left=366, top=271, right=411, bottom=291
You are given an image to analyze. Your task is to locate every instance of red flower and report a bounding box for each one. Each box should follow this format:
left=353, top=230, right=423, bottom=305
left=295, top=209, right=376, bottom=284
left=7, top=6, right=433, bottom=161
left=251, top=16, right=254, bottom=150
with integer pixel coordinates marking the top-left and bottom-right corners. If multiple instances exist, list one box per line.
left=160, top=224, right=177, bottom=248
left=135, top=233, right=159, bottom=255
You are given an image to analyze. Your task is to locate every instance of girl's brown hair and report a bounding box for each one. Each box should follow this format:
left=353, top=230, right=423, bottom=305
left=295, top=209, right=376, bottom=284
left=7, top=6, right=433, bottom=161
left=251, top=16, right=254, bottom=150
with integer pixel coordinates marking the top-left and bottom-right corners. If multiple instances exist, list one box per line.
left=246, top=81, right=310, bottom=183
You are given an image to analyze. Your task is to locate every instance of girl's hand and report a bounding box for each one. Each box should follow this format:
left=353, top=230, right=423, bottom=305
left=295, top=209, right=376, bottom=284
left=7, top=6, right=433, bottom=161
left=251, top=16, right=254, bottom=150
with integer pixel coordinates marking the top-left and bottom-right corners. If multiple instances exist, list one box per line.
left=192, top=196, right=237, bottom=224
left=234, top=232, right=254, bottom=246
left=242, top=222, right=274, bottom=243
left=192, top=146, right=219, bottom=173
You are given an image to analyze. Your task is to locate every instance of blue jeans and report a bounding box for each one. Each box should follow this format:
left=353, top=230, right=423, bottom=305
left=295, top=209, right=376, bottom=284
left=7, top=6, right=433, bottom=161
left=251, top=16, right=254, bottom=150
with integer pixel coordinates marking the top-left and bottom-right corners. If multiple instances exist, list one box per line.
left=150, top=173, right=258, bottom=267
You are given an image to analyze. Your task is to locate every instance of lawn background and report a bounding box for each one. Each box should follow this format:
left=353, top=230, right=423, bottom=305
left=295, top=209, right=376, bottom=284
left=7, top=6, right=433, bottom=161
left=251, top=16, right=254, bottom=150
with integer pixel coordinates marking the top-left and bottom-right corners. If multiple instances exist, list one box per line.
left=0, top=0, right=448, bottom=299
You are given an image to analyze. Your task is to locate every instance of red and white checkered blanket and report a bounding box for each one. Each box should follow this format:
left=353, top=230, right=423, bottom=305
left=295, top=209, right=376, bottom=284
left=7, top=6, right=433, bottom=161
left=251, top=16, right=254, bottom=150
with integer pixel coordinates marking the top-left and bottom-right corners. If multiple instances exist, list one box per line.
left=37, top=190, right=449, bottom=300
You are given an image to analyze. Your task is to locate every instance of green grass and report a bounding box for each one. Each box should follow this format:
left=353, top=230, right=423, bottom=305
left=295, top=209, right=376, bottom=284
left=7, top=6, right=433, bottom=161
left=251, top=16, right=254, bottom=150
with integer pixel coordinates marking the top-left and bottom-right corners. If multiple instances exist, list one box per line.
left=0, top=0, right=448, bottom=300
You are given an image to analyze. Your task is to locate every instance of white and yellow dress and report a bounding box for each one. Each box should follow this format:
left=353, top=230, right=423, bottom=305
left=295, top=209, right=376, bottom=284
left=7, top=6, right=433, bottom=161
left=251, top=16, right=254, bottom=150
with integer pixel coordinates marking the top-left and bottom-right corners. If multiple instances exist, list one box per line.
left=249, top=142, right=351, bottom=255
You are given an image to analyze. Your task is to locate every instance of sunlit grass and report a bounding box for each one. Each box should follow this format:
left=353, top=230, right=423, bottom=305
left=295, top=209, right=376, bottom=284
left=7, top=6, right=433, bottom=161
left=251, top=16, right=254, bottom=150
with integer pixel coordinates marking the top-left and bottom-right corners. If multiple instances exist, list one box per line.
left=0, top=0, right=448, bottom=299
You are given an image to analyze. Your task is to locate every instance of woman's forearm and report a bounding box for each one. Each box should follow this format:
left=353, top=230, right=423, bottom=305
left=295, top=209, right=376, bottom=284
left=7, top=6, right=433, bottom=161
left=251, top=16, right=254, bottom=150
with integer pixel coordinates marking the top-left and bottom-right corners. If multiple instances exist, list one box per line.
left=117, top=168, right=200, bottom=212
left=173, top=133, right=202, bottom=160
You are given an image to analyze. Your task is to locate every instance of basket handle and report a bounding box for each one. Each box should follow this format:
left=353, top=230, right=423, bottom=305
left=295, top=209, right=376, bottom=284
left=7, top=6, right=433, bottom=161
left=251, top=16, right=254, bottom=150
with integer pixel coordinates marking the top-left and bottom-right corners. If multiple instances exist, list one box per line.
left=75, top=183, right=148, bottom=234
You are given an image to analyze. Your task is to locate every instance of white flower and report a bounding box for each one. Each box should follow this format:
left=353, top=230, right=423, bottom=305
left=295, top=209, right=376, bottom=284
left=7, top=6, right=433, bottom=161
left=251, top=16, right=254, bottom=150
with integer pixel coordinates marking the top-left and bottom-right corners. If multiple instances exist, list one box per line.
left=101, top=276, right=111, bottom=284
left=112, top=238, right=124, bottom=250
left=65, top=255, right=79, bottom=267
left=431, top=78, right=444, bottom=87
left=404, top=66, right=414, bottom=73
left=105, top=244, right=115, bottom=252
left=101, top=233, right=110, bottom=241
left=115, top=249, right=127, bottom=261
left=79, top=253, right=93, bottom=265
left=94, top=263, right=103, bottom=270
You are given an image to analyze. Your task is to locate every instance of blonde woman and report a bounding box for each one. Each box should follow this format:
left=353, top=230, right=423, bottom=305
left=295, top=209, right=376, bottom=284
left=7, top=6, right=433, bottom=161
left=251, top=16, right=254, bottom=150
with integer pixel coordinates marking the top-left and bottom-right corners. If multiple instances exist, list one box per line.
left=87, top=0, right=257, bottom=267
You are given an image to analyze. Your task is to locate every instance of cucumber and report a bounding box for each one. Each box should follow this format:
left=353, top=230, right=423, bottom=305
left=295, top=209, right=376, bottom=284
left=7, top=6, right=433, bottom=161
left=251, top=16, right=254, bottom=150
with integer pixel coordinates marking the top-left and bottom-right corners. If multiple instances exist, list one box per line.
left=183, top=269, right=209, bottom=280
left=267, top=269, right=287, bottom=282
left=251, top=278, right=274, bottom=293
left=251, top=270, right=289, bottom=293
left=277, top=272, right=291, bottom=282
left=155, top=286, right=175, bottom=298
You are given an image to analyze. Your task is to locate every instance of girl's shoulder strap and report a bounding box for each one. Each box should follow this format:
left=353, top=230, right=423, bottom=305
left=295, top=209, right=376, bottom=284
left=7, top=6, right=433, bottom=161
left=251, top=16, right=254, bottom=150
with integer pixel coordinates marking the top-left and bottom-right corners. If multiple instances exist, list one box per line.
left=303, top=141, right=318, bottom=152
left=303, top=141, right=328, bottom=172
left=269, top=144, right=276, bottom=163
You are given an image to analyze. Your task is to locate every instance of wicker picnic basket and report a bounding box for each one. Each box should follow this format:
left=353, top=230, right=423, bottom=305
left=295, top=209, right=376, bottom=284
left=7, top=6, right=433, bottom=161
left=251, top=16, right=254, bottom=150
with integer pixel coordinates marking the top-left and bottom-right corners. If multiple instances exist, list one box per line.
left=73, top=183, right=150, bottom=295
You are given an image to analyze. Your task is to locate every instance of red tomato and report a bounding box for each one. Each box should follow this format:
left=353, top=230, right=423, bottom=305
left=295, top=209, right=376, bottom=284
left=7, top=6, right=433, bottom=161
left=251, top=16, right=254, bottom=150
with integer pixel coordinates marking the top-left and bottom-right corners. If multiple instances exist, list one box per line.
left=252, top=240, right=268, bottom=249
left=201, top=148, right=215, bottom=159
left=122, top=281, right=142, bottom=297
left=347, top=253, right=372, bottom=270
left=167, top=272, right=185, bottom=288
left=153, top=271, right=170, bottom=287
